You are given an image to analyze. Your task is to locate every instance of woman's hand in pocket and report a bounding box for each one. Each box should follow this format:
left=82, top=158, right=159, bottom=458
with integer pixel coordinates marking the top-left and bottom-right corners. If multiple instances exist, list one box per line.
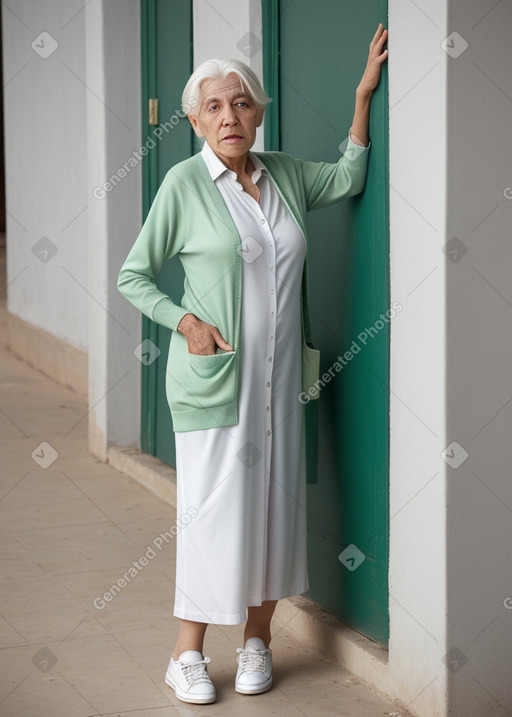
left=177, top=313, right=233, bottom=355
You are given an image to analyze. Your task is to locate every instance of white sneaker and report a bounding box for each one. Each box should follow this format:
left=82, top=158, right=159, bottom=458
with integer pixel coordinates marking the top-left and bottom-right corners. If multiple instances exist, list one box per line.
left=165, top=649, right=216, bottom=704
left=235, top=637, right=273, bottom=695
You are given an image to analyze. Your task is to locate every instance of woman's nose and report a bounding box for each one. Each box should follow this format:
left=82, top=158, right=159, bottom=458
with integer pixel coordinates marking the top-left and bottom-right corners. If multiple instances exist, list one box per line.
left=221, top=106, right=238, bottom=125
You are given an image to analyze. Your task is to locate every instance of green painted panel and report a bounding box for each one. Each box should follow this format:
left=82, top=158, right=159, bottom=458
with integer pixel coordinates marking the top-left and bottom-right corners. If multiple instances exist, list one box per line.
left=271, top=0, right=389, bottom=644
left=140, top=0, right=193, bottom=467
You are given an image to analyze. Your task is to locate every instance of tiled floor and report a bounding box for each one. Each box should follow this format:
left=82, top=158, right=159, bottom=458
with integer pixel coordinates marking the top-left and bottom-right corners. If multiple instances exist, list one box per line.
left=0, top=272, right=408, bottom=715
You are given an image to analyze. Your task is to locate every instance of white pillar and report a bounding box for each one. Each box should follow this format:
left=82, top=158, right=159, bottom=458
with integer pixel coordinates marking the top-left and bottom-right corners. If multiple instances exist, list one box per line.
left=388, top=0, right=512, bottom=713
left=388, top=0, right=450, bottom=712
left=85, top=0, right=142, bottom=458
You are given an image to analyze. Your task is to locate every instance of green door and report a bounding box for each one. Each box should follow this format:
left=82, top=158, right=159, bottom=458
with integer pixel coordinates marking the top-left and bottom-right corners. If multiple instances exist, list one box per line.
left=140, top=0, right=193, bottom=467
left=263, top=0, right=389, bottom=644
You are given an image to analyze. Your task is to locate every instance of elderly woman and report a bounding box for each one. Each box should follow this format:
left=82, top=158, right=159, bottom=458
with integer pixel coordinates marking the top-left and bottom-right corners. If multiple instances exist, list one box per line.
left=118, top=24, right=387, bottom=705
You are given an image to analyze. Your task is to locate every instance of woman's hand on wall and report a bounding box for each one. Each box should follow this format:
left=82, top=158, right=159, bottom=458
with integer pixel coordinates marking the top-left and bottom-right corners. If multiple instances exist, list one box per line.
left=177, top=313, right=234, bottom=355
left=357, top=23, right=388, bottom=96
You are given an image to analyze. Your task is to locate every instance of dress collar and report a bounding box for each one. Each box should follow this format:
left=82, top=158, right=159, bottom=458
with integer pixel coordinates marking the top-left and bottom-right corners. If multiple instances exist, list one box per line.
left=200, top=140, right=267, bottom=183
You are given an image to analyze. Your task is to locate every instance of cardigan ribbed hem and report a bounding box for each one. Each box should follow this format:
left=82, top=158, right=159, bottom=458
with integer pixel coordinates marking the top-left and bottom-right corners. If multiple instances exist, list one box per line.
left=171, top=403, right=240, bottom=432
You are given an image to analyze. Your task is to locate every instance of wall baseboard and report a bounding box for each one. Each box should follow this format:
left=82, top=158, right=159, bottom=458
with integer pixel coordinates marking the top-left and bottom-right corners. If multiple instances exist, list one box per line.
left=107, top=445, right=178, bottom=507
left=6, top=311, right=88, bottom=396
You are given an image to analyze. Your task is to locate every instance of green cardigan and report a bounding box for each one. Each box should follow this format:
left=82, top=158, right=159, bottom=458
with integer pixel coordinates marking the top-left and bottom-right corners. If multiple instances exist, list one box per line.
left=117, top=139, right=370, bottom=482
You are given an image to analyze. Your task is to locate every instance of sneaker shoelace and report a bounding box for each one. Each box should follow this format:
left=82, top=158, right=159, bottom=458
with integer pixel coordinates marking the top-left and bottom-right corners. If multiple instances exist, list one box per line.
left=180, top=656, right=211, bottom=686
left=236, top=647, right=268, bottom=672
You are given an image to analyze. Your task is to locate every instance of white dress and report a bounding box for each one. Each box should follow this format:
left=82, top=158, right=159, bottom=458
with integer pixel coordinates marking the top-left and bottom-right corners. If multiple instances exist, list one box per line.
left=173, top=140, right=309, bottom=624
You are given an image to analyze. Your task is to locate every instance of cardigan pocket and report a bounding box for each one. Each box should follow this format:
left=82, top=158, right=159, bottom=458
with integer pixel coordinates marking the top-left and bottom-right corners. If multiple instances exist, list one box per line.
left=184, top=349, right=238, bottom=407
left=302, top=343, right=321, bottom=399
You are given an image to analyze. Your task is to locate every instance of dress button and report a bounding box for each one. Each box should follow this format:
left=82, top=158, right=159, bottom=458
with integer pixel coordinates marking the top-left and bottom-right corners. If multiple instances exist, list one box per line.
left=266, top=429, right=271, bottom=436
left=266, top=381, right=271, bottom=387
left=270, top=312, right=274, bottom=317
left=270, top=336, right=274, bottom=340
left=268, top=357, right=272, bottom=363
left=266, top=405, right=270, bottom=411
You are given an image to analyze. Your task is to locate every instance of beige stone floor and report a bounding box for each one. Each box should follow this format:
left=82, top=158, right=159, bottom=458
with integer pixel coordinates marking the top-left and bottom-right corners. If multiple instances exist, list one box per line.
left=0, top=260, right=408, bottom=715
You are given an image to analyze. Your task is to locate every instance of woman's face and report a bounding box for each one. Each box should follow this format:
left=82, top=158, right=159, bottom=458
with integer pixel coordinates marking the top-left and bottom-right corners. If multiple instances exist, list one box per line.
left=188, top=72, right=263, bottom=164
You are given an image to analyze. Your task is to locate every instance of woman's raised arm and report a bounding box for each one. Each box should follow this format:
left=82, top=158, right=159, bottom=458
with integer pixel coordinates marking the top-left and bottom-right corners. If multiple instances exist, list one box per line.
left=349, top=23, right=388, bottom=147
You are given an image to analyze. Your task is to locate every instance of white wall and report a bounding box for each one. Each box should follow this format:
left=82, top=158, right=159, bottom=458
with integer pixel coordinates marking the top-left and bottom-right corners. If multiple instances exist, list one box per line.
left=85, top=0, right=142, bottom=456
left=1, top=0, right=143, bottom=453
left=2, top=0, right=89, bottom=350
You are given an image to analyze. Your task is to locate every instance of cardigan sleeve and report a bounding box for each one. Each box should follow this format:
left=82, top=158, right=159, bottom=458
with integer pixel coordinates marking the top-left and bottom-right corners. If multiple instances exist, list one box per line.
left=117, top=170, right=189, bottom=332
left=299, top=131, right=371, bottom=211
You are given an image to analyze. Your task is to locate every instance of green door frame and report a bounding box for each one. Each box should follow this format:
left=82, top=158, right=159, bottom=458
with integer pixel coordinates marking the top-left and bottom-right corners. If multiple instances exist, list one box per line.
left=140, top=0, right=159, bottom=455
left=140, top=0, right=193, bottom=457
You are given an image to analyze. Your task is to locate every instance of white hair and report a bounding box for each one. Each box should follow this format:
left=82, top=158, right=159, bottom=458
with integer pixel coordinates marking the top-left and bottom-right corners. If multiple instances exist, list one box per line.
left=181, top=58, right=272, bottom=116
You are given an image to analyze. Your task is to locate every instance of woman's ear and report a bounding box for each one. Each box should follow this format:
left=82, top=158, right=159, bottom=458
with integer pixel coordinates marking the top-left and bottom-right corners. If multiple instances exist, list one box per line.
left=188, top=114, right=204, bottom=138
